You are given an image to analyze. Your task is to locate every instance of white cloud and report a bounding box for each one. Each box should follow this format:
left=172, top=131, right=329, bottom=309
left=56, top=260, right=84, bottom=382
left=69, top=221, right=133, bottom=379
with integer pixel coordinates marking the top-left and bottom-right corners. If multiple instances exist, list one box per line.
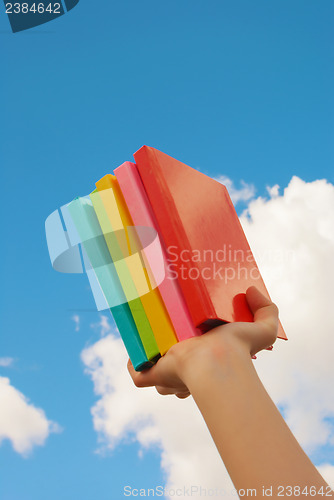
left=72, top=314, right=80, bottom=332
left=317, top=464, right=334, bottom=490
left=240, top=176, right=334, bottom=452
left=0, top=377, right=61, bottom=456
left=0, top=357, right=14, bottom=368
left=266, top=184, right=280, bottom=197
left=82, top=176, right=334, bottom=498
left=82, top=332, right=235, bottom=497
left=214, top=175, right=256, bottom=205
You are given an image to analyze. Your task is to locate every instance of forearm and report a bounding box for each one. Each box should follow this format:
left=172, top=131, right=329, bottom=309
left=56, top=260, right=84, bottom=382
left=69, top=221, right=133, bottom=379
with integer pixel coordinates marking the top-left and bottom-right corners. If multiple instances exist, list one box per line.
left=128, top=288, right=332, bottom=497
left=182, top=346, right=331, bottom=498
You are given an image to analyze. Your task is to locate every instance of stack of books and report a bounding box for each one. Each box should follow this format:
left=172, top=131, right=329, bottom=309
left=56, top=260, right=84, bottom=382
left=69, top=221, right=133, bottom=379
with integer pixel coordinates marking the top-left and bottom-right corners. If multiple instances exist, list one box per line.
left=46, top=146, right=287, bottom=371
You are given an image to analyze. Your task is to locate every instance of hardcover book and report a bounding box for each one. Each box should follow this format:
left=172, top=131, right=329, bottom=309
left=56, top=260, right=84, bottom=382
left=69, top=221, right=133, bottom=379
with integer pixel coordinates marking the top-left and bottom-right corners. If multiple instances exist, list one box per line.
left=134, top=146, right=287, bottom=340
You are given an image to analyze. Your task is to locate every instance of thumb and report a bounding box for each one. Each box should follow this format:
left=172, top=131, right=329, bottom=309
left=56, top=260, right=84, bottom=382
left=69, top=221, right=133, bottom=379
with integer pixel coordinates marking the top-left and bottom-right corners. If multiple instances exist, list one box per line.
left=246, top=286, right=279, bottom=343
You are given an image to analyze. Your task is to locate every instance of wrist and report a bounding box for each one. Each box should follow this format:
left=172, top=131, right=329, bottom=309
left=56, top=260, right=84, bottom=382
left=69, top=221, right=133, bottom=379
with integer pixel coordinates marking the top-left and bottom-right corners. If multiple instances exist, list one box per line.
left=176, top=334, right=253, bottom=392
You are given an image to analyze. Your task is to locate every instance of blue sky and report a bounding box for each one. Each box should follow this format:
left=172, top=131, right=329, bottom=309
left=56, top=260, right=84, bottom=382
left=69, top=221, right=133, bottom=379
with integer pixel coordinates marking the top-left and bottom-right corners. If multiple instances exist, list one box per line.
left=1, top=1, right=333, bottom=499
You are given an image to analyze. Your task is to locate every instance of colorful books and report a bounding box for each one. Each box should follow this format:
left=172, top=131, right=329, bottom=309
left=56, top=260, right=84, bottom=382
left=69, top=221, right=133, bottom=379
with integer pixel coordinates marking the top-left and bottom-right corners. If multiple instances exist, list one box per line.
left=94, top=175, right=178, bottom=355
left=46, top=145, right=287, bottom=372
left=66, top=197, right=156, bottom=371
left=134, top=146, right=287, bottom=340
left=89, top=186, right=160, bottom=361
left=115, top=161, right=201, bottom=342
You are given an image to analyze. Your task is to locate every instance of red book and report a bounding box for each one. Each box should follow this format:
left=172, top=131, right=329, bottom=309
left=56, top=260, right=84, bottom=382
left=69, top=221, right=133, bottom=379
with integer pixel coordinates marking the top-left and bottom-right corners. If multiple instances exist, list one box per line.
left=134, top=146, right=287, bottom=340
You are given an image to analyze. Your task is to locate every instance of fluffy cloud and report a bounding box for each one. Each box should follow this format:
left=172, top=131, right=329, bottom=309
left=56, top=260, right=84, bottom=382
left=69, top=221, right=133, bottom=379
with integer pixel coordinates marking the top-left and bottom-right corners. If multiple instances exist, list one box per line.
left=82, top=176, right=334, bottom=498
left=82, top=331, right=235, bottom=496
left=0, top=377, right=60, bottom=456
left=240, top=177, right=334, bottom=452
left=317, top=465, right=334, bottom=490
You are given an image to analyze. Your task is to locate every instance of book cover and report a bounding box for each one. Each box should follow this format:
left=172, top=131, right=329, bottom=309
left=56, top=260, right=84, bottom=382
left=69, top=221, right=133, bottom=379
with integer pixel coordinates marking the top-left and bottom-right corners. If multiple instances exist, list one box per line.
left=134, top=146, right=287, bottom=340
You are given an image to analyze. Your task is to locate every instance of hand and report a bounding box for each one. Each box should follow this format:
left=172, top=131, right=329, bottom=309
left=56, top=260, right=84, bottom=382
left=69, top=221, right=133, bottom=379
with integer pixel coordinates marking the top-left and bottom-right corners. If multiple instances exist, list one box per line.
left=127, top=286, right=279, bottom=399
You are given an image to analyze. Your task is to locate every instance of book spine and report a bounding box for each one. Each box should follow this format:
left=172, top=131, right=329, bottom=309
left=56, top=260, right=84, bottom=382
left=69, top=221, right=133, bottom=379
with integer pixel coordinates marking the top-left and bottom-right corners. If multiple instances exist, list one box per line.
left=92, top=179, right=161, bottom=360
left=66, top=197, right=152, bottom=371
left=97, top=175, right=178, bottom=355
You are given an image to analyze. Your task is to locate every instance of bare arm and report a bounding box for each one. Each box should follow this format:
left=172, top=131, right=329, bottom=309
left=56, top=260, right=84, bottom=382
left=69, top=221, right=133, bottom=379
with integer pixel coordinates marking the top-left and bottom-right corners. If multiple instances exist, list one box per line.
left=128, top=287, right=332, bottom=498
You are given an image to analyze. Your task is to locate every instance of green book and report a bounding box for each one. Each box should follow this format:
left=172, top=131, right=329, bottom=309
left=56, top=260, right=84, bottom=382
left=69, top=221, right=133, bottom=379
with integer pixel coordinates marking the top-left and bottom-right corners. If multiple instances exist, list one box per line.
left=67, top=196, right=160, bottom=370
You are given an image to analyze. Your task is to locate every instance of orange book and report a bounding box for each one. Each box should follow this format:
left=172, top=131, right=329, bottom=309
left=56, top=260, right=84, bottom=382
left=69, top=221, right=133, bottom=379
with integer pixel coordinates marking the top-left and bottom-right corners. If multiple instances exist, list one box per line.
left=134, top=146, right=286, bottom=340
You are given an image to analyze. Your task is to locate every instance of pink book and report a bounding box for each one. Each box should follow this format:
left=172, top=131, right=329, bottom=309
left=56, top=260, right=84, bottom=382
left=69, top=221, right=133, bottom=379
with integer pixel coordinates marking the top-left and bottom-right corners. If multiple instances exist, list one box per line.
left=115, top=161, right=201, bottom=341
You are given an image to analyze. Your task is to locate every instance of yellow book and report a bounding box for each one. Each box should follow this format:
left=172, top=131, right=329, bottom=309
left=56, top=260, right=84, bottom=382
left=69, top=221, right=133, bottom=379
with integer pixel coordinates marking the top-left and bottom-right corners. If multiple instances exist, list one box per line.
left=95, top=175, right=178, bottom=355
left=90, top=188, right=160, bottom=361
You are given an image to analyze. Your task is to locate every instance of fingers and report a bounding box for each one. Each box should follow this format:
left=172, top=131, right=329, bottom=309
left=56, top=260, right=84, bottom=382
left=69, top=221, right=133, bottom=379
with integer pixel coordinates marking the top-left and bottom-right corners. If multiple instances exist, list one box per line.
left=127, top=356, right=173, bottom=388
left=176, top=391, right=191, bottom=399
left=156, top=385, right=174, bottom=396
left=246, top=286, right=279, bottom=344
left=246, top=286, right=275, bottom=313
left=155, top=386, right=190, bottom=398
left=127, top=287, right=279, bottom=394
left=127, top=359, right=190, bottom=398
left=127, top=359, right=159, bottom=387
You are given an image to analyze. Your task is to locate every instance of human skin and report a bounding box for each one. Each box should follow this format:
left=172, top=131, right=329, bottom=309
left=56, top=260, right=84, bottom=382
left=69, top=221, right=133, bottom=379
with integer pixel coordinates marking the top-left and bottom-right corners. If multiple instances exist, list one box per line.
left=127, top=287, right=333, bottom=498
